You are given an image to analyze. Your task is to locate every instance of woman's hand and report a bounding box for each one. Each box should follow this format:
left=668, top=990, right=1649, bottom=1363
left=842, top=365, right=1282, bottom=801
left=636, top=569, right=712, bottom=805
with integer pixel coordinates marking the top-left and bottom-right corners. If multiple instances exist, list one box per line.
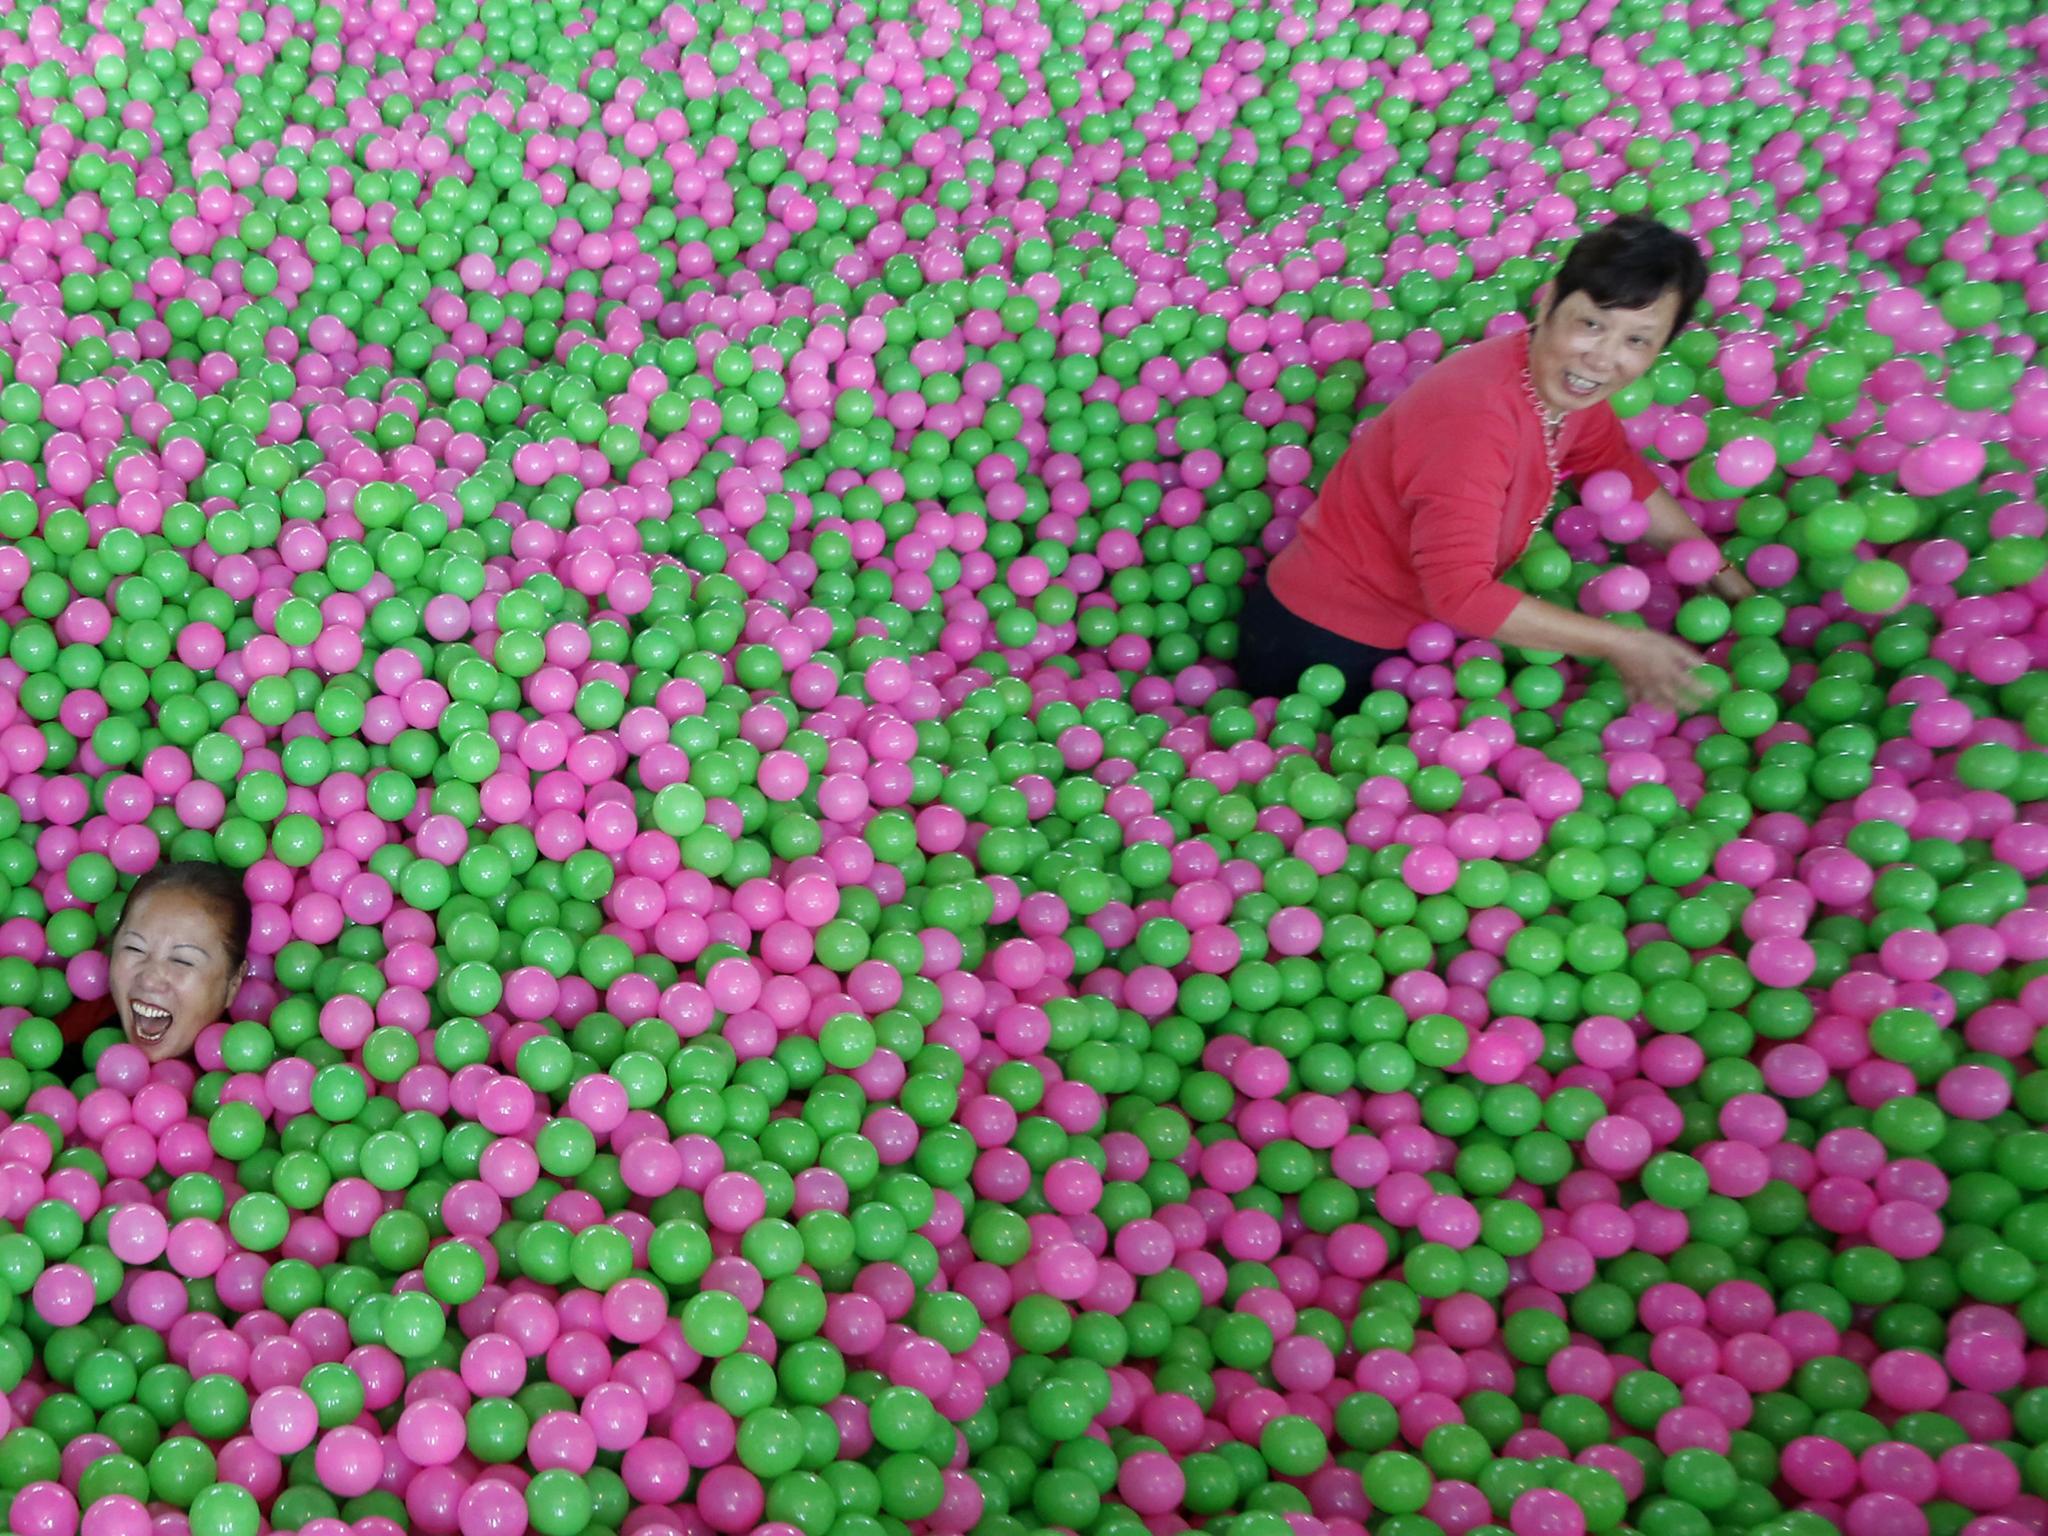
left=1611, top=632, right=1715, bottom=714
left=1707, top=564, right=1756, bottom=603
left=1492, top=598, right=1716, bottom=714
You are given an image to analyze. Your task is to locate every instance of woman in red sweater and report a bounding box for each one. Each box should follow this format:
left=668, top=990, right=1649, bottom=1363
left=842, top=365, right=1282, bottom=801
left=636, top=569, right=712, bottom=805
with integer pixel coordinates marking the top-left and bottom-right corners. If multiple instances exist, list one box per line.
left=1243, top=216, right=1754, bottom=714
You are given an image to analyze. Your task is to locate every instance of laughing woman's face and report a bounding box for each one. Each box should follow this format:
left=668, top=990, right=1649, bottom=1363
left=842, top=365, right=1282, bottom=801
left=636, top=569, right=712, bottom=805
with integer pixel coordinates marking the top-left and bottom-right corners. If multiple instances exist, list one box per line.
left=109, top=889, right=246, bottom=1064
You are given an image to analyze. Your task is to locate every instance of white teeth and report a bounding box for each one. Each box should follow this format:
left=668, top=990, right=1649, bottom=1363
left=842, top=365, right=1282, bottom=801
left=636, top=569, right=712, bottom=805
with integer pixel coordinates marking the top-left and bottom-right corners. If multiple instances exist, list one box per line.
left=130, top=1002, right=173, bottom=1039
left=1565, top=373, right=1601, bottom=393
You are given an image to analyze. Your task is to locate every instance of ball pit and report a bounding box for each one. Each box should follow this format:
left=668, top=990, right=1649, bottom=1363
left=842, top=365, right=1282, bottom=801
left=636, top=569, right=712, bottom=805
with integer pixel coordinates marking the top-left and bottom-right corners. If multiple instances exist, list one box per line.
left=0, top=0, right=2045, bottom=1534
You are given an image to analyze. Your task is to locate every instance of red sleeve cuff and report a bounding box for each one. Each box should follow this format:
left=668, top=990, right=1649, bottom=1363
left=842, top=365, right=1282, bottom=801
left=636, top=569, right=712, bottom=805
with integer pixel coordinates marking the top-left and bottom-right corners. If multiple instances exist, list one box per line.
left=1567, top=407, right=1665, bottom=502
left=1450, top=580, right=1525, bottom=640
left=1617, top=453, right=1663, bottom=502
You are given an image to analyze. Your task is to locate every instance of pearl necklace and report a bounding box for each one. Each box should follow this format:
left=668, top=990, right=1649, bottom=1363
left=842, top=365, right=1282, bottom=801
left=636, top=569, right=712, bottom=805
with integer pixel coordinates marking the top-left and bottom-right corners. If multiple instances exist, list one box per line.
left=1520, top=363, right=1565, bottom=534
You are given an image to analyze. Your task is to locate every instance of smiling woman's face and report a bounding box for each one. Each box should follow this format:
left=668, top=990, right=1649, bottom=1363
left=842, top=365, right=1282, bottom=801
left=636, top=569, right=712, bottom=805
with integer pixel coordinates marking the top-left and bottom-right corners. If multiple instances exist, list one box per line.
left=1529, top=287, right=1684, bottom=415
left=109, top=888, right=245, bottom=1063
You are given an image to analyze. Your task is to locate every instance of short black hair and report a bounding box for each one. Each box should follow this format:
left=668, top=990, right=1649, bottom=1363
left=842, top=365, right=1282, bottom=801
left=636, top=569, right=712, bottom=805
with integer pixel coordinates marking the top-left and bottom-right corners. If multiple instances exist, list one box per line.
left=1546, top=216, right=1708, bottom=346
left=119, top=861, right=253, bottom=973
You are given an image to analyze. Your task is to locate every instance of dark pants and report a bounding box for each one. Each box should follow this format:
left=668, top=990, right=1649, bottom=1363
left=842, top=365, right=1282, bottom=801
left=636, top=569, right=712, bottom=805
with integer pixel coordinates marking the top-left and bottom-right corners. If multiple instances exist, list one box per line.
left=1233, top=582, right=1401, bottom=716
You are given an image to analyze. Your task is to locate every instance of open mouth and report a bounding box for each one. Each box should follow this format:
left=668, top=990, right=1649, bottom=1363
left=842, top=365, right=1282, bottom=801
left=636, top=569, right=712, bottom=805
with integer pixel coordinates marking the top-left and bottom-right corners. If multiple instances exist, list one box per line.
left=1563, top=371, right=1605, bottom=398
left=128, top=1001, right=174, bottom=1042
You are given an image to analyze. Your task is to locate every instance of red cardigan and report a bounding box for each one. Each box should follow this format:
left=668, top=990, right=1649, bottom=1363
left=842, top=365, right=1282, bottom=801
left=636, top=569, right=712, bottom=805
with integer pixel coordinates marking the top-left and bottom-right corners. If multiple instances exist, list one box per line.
left=57, top=998, right=110, bottom=1045
left=1265, top=329, right=1663, bottom=650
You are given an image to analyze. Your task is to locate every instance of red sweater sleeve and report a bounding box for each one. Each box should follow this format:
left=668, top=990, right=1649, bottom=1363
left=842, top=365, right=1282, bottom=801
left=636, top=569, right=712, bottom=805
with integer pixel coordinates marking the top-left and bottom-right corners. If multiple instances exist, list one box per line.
left=56, top=996, right=110, bottom=1045
left=1563, top=404, right=1663, bottom=501
left=1400, top=412, right=1525, bottom=640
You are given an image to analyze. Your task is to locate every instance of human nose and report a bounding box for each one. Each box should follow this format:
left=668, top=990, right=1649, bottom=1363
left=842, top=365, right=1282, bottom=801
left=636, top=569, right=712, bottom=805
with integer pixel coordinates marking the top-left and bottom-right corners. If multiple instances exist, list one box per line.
left=1587, top=335, right=1629, bottom=375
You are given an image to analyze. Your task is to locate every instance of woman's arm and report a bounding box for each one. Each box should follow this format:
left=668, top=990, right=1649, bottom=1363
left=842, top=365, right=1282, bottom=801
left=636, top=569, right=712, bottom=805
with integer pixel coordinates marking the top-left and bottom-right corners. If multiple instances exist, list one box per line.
left=1641, top=487, right=1757, bottom=601
left=1565, top=407, right=1755, bottom=602
left=1492, top=594, right=1636, bottom=656
left=1493, top=595, right=1716, bottom=715
left=1640, top=486, right=1710, bottom=550
left=1404, top=427, right=1530, bottom=640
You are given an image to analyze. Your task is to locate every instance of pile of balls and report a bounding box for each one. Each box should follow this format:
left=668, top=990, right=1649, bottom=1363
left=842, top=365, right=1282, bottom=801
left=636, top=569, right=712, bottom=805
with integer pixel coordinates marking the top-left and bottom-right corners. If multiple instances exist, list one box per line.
left=0, top=0, right=2044, bottom=1533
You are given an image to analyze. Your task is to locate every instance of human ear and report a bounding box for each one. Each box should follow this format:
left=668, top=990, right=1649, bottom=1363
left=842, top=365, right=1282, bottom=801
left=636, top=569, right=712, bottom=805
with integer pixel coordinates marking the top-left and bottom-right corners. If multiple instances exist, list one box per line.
left=220, top=964, right=249, bottom=1017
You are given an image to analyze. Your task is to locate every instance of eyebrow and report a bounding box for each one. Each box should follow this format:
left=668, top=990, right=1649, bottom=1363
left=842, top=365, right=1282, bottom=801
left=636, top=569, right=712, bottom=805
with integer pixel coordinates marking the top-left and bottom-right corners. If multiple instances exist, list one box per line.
left=120, top=934, right=214, bottom=957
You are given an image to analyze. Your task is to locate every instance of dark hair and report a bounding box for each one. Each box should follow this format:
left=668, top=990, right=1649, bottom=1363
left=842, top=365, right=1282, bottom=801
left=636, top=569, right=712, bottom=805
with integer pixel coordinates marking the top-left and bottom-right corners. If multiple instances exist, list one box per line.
left=118, top=861, right=253, bottom=972
left=1546, top=216, right=1708, bottom=346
